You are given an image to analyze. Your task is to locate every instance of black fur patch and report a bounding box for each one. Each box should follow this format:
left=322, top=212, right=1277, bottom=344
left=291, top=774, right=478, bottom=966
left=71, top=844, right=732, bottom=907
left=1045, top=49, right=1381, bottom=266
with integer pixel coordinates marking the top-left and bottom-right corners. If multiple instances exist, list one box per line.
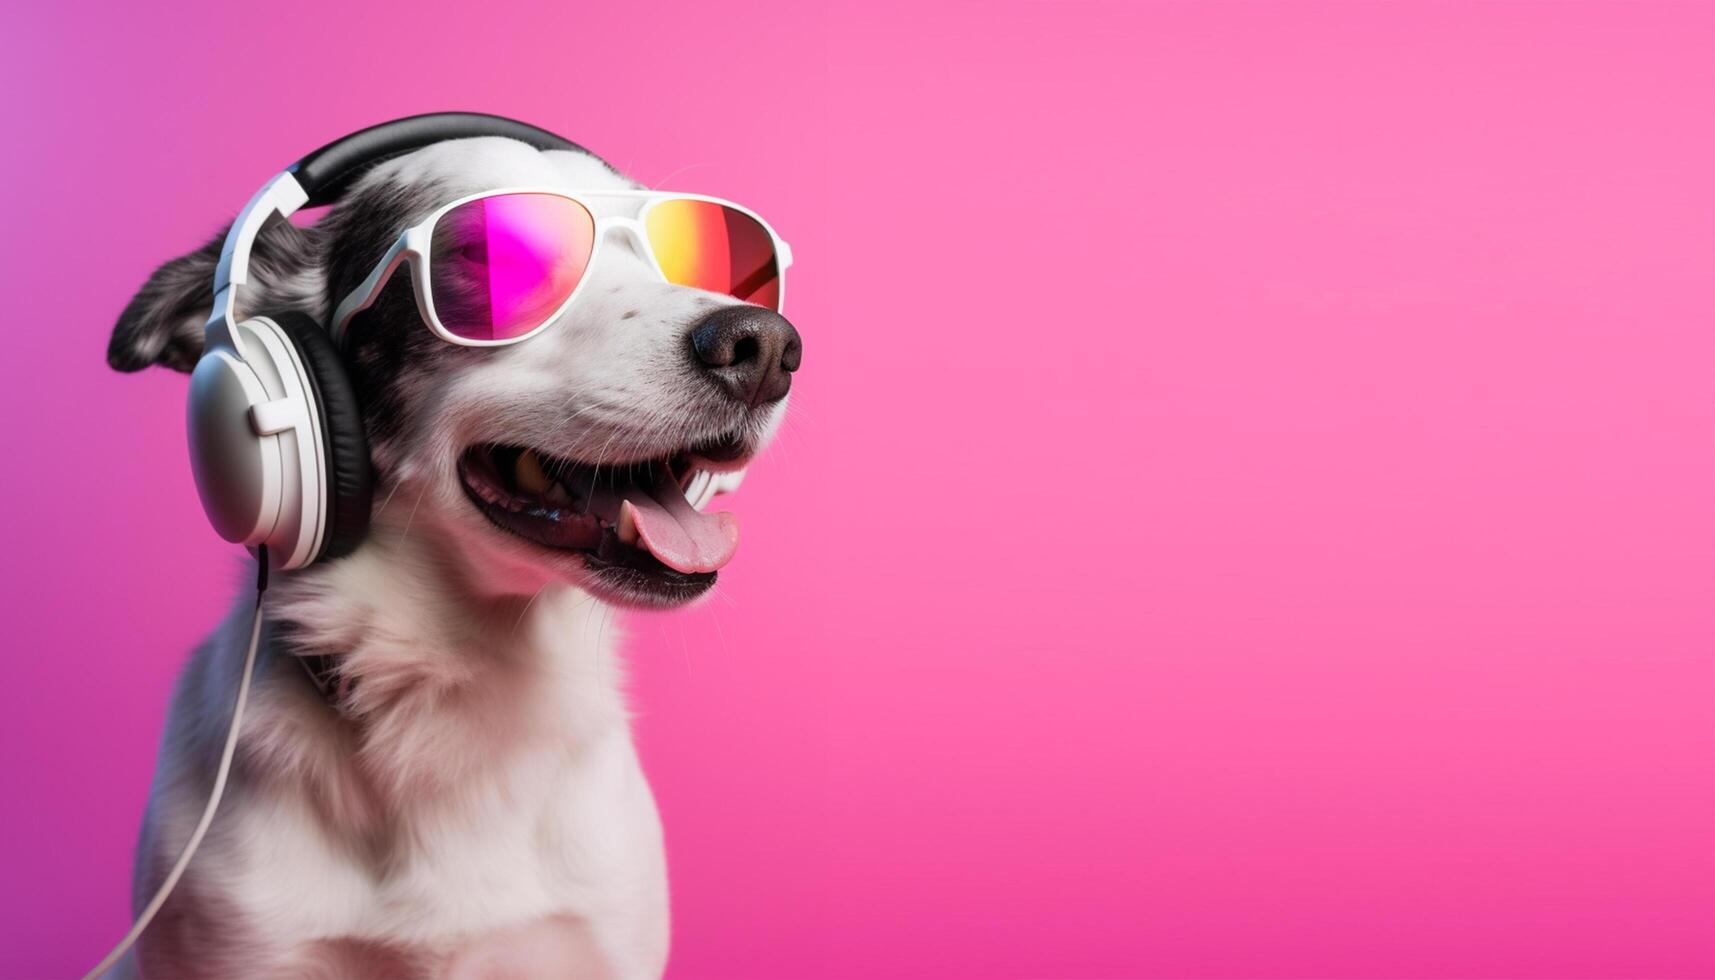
left=319, top=181, right=468, bottom=453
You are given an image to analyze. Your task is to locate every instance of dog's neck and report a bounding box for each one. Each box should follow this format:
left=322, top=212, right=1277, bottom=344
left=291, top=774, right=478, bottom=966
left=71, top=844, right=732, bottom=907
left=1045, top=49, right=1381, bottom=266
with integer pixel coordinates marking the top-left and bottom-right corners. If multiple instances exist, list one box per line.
left=249, top=518, right=632, bottom=822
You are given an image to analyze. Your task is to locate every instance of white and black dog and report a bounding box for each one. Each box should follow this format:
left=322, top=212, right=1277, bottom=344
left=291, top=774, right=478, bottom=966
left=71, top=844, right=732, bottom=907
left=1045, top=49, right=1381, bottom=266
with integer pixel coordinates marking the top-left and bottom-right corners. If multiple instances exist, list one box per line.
left=106, top=136, right=800, bottom=977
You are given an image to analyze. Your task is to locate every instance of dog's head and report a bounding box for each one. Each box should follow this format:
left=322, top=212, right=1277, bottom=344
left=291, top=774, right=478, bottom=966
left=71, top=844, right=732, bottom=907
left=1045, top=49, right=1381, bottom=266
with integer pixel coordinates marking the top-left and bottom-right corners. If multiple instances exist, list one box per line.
left=109, top=137, right=800, bottom=608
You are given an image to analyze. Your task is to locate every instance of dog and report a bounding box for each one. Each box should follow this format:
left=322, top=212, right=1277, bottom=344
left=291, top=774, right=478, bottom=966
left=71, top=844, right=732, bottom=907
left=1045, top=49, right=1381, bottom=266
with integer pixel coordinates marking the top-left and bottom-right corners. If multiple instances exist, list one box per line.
left=105, top=135, right=800, bottom=978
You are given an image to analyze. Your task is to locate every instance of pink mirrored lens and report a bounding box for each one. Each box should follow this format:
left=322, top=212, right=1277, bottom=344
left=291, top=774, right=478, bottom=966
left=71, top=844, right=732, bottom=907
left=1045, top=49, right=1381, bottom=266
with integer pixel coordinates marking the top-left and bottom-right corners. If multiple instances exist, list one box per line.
left=429, top=193, right=596, bottom=341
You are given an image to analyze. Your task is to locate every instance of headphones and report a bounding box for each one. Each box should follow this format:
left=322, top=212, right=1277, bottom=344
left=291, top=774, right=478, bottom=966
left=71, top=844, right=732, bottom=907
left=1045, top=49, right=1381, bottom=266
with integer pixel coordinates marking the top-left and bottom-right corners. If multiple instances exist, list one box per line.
left=188, top=113, right=588, bottom=571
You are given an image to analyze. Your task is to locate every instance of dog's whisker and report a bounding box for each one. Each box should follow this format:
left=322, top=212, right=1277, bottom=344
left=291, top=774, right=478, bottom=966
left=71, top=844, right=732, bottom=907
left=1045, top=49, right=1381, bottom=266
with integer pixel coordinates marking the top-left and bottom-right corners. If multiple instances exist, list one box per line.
left=779, top=400, right=819, bottom=426
left=509, top=583, right=550, bottom=638
left=594, top=607, right=618, bottom=707
left=650, top=161, right=709, bottom=190
left=710, top=585, right=739, bottom=613
left=706, top=602, right=732, bottom=664
left=372, top=479, right=404, bottom=519
left=397, top=486, right=429, bottom=547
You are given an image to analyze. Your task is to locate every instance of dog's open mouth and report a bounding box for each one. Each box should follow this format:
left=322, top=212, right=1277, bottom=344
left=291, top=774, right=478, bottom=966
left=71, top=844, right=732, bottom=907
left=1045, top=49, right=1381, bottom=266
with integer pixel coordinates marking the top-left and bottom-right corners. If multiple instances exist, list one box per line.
left=458, top=441, right=744, bottom=605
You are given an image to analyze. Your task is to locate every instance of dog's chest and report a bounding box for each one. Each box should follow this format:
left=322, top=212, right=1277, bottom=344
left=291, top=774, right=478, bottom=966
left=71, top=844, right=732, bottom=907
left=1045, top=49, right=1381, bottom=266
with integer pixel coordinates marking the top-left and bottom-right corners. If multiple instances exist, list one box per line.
left=225, top=730, right=667, bottom=966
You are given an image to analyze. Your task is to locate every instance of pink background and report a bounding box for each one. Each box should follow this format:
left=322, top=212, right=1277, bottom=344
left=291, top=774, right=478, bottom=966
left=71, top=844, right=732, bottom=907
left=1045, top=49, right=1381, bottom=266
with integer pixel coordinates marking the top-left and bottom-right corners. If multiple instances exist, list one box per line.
left=2, top=2, right=1712, bottom=977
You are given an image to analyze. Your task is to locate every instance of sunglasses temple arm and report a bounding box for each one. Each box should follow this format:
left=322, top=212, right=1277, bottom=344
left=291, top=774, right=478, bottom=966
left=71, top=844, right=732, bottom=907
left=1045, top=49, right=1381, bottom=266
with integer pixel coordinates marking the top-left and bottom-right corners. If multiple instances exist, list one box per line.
left=330, top=236, right=410, bottom=347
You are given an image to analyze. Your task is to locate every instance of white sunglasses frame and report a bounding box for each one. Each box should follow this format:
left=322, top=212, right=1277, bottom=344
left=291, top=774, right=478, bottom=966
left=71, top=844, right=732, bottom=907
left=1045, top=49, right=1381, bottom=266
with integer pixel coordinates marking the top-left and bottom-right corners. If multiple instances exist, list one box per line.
left=329, top=188, right=793, bottom=349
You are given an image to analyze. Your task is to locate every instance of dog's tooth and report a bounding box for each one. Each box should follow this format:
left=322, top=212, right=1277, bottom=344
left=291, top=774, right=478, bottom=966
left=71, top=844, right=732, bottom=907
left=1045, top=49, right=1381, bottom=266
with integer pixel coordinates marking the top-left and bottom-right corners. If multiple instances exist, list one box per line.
left=546, top=480, right=572, bottom=505
left=684, top=470, right=712, bottom=509
left=617, top=499, right=641, bottom=546
left=515, top=450, right=551, bottom=494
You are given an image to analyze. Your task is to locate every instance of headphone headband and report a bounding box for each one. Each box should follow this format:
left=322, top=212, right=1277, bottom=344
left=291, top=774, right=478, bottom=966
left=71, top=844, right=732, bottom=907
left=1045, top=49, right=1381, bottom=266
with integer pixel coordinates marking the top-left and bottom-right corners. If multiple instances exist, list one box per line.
left=289, top=111, right=587, bottom=208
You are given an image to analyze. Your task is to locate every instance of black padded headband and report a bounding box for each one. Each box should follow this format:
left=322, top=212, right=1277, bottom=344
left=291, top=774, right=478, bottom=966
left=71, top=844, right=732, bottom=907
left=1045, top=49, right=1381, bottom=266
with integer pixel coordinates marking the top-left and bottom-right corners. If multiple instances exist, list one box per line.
left=288, top=112, right=588, bottom=208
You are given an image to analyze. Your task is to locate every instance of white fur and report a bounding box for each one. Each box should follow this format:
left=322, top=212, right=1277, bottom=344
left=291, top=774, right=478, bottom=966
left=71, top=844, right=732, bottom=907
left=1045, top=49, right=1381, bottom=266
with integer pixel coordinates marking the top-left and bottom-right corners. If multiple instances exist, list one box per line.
left=121, top=138, right=791, bottom=978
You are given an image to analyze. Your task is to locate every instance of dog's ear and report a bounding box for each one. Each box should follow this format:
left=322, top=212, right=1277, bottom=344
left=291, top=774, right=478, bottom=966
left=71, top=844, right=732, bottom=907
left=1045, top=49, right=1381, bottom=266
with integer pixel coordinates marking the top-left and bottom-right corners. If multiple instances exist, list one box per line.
left=109, top=221, right=324, bottom=373
left=109, top=230, right=223, bottom=373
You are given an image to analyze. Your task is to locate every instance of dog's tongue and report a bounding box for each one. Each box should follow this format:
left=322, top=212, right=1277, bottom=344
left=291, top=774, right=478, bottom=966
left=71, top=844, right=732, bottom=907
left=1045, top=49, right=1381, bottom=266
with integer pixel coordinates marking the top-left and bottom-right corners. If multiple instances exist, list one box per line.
left=620, top=465, right=739, bottom=574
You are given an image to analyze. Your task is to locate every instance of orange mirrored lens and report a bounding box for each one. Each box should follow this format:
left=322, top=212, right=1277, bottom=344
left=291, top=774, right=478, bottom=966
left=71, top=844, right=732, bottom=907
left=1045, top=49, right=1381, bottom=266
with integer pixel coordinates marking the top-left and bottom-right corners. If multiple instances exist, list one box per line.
left=645, top=199, right=780, bottom=310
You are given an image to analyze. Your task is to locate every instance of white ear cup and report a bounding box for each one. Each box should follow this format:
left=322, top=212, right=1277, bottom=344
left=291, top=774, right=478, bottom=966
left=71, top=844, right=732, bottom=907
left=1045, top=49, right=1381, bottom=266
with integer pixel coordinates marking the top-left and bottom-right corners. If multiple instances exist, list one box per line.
left=187, top=317, right=328, bottom=570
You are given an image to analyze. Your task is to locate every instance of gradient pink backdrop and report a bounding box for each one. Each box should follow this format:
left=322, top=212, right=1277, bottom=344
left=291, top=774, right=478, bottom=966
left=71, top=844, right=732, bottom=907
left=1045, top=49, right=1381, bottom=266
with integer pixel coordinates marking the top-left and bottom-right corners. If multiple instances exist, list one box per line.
left=2, top=2, right=1712, bottom=977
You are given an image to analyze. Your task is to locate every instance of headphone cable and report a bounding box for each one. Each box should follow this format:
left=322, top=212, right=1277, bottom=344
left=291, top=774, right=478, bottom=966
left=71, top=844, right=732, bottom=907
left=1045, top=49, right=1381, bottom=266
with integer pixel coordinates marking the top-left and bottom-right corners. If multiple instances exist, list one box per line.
left=84, top=547, right=270, bottom=979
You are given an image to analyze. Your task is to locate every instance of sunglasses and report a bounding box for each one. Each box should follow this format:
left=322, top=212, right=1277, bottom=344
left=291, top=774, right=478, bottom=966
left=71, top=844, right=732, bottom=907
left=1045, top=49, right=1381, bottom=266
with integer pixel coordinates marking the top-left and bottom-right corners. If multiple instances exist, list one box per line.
left=330, top=189, right=791, bottom=347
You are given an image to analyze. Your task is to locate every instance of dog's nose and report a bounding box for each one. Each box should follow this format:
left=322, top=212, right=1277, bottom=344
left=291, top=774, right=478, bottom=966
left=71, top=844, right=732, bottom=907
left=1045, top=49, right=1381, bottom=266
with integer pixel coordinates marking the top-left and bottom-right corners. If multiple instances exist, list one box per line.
left=689, top=305, right=802, bottom=407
